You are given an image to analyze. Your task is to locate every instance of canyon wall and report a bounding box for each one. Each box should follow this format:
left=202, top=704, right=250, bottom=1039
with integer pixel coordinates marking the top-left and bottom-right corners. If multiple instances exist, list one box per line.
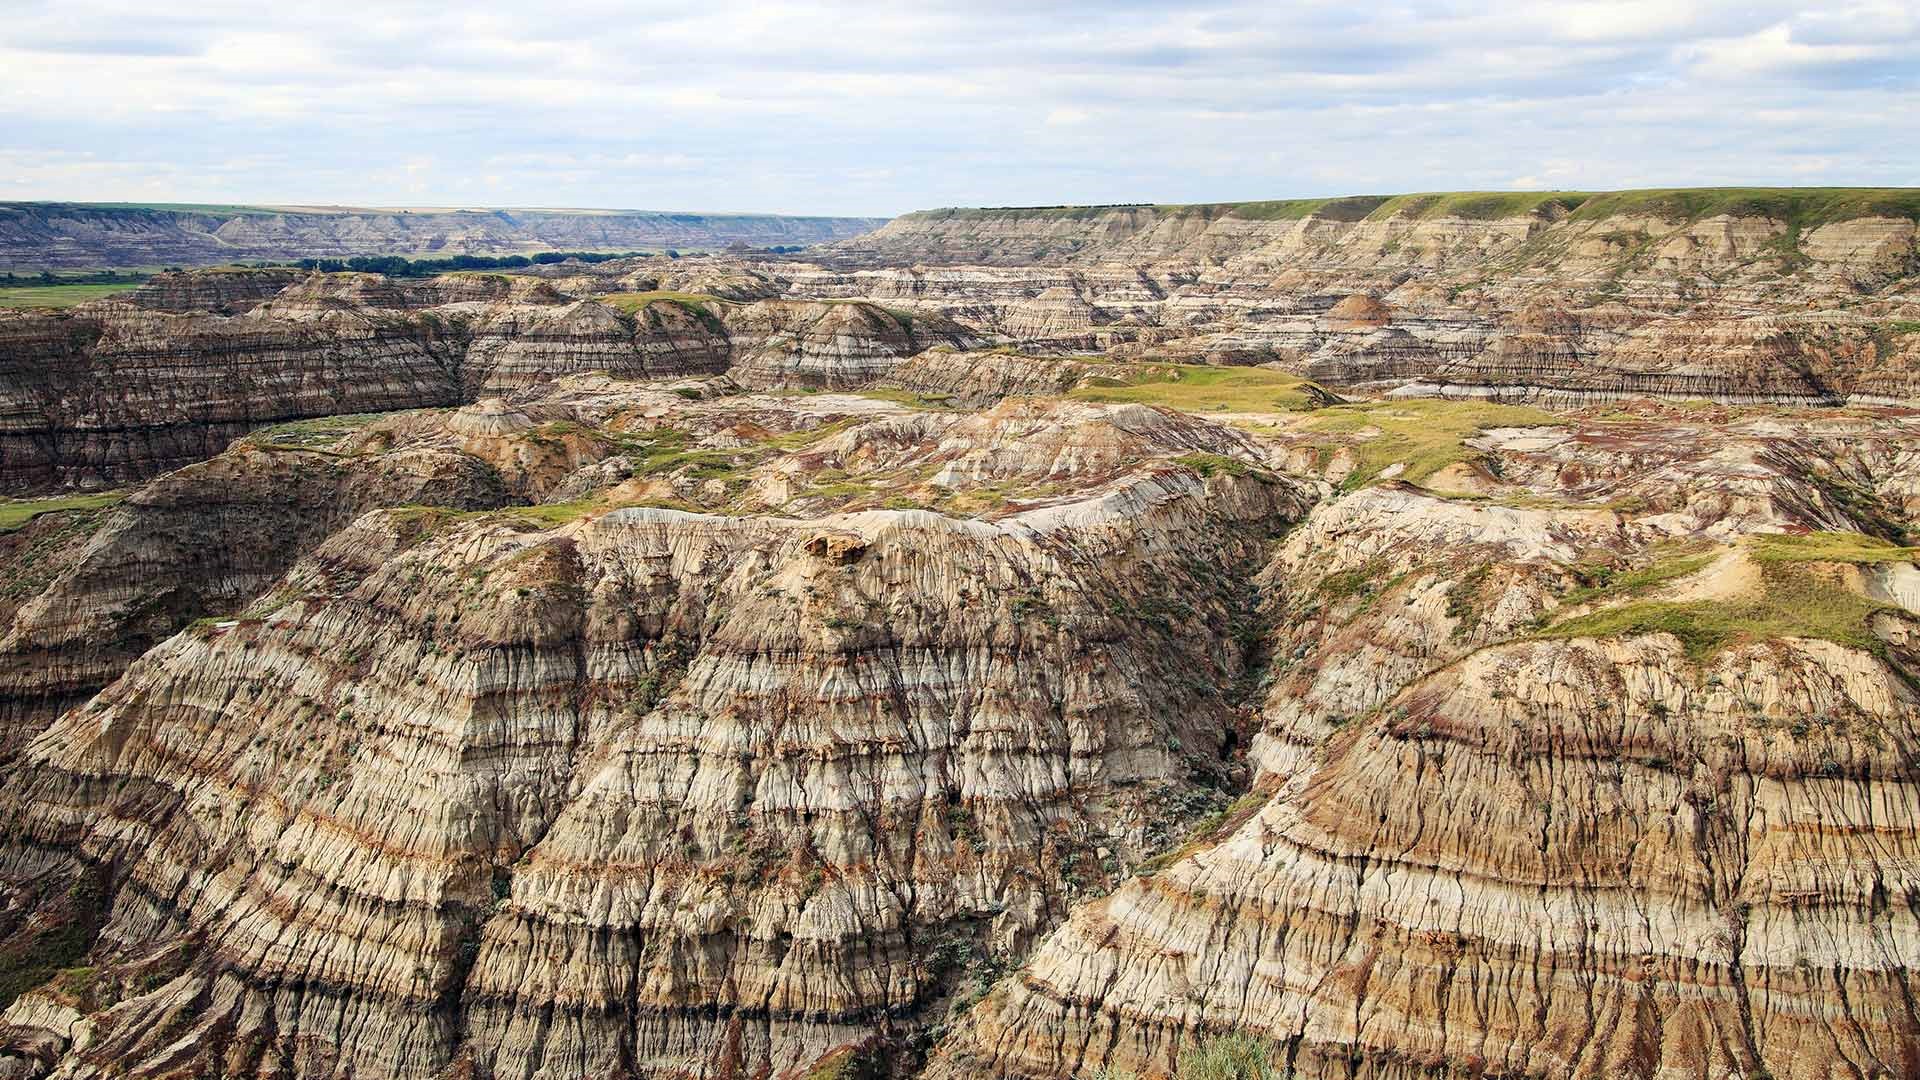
left=0, top=274, right=959, bottom=493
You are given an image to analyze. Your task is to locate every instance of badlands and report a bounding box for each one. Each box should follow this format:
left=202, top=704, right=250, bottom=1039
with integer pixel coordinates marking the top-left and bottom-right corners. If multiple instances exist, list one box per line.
left=0, top=188, right=1917, bottom=1080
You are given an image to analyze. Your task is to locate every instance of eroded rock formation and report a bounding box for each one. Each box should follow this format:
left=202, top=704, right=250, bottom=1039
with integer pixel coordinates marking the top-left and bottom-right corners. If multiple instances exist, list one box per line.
left=0, top=189, right=1918, bottom=1080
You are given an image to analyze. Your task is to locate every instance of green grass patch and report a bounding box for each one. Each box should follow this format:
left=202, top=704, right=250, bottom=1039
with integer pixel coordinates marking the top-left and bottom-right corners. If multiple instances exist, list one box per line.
left=1316, top=558, right=1392, bottom=606
left=1561, top=544, right=1719, bottom=607
left=1222, top=195, right=1389, bottom=222
left=605, top=290, right=729, bottom=333
left=600, top=290, right=721, bottom=315
left=909, top=187, right=1920, bottom=230
left=0, top=283, right=140, bottom=308
left=1300, top=399, right=1557, bottom=488
left=762, top=418, right=860, bottom=449
left=0, top=491, right=124, bottom=533
left=1365, top=191, right=1591, bottom=221
left=1541, top=561, right=1891, bottom=660
left=795, top=481, right=876, bottom=502
left=1752, top=531, right=1920, bottom=565
left=1566, top=187, right=1920, bottom=228
left=1068, top=364, right=1322, bottom=413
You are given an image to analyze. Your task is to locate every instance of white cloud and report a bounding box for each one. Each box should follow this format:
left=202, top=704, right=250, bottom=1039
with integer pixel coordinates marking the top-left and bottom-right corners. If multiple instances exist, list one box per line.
left=0, top=1, right=1911, bottom=215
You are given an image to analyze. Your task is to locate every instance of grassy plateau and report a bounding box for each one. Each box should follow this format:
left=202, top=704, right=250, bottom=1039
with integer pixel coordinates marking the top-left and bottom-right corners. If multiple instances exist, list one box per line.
left=0, top=283, right=140, bottom=308
left=0, top=492, right=126, bottom=533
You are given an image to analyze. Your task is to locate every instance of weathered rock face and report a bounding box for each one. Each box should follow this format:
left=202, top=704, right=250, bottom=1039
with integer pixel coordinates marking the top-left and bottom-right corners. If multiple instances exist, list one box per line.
left=124, top=268, right=307, bottom=314
left=0, top=286, right=935, bottom=494
left=922, top=411, right=1920, bottom=1080
left=0, top=437, right=507, bottom=754
left=0, top=301, right=468, bottom=491
left=3, top=370, right=1920, bottom=1080
left=795, top=190, right=1920, bottom=408
left=826, top=194, right=1916, bottom=280
left=0, top=435, right=1310, bottom=1079
left=721, top=300, right=981, bottom=389
left=928, top=634, right=1920, bottom=1080
left=876, top=349, right=1097, bottom=407
left=463, top=299, right=732, bottom=393
left=4, top=190, right=1920, bottom=1080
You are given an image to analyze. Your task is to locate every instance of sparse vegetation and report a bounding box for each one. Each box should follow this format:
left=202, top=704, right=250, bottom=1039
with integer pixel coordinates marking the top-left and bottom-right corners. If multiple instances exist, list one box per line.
left=497, top=501, right=601, bottom=526
left=1542, top=559, right=1892, bottom=660
left=1560, top=543, right=1719, bottom=607
left=247, top=411, right=404, bottom=450
left=1315, top=558, right=1392, bottom=608
left=1138, top=790, right=1270, bottom=877
left=1173, top=453, right=1268, bottom=478
left=0, top=875, right=103, bottom=1010
left=852, top=388, right=956, bottom=409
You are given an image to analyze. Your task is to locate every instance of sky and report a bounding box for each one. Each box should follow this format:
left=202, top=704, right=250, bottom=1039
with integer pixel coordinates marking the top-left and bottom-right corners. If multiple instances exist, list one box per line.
left=1, top=1, right=1916, bottom=217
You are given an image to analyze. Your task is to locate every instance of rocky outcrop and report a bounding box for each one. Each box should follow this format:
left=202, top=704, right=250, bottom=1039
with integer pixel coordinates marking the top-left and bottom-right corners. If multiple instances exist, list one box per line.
left=124, top=268, right=306, bottom=314
left=0, top=437, right=1311, bottom=1079
left=928, top=631, right=1920, bottom=1080
left=829, top=191, right=1917, bottom=276
left=875, top=349, right=1097, bottom=406
left=0, top=436, right=506, bottom=753
left=722, top=300, right=980, bottom=389
left=0, top=287, right=974, bottom=493
left=800, top=189, right=1920, bottom=408
left=0, top=301, right=468, bottom=491
left=924, top=421, right=1920, bottom=1080
left=463, top=299, right=731, bottom=393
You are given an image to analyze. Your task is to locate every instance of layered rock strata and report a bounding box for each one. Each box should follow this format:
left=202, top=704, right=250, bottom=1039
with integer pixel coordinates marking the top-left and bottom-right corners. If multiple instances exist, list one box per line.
left=0, top=287, right=959, bottom=493
left=0, top=439, right=1310, bottom=1079
left=0, top=437, right=507, bottom=753
left=721, top=300, right=980, bottom=389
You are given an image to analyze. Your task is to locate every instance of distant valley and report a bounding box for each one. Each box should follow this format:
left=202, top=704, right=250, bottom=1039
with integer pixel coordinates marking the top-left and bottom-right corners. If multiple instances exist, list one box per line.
left=0, top=202, right=888, bottom=270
